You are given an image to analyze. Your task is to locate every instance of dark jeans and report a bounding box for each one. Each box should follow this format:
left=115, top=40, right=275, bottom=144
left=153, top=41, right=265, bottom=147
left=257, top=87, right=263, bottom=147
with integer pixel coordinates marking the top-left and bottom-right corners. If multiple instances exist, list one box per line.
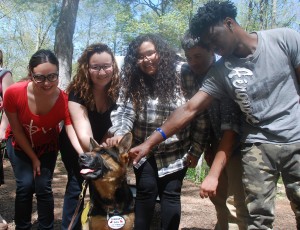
left=134, top=156, right=187, bottom=230
left=59, top=128, right=84, bottom=230
left=6, top=138, right=57, bottom=230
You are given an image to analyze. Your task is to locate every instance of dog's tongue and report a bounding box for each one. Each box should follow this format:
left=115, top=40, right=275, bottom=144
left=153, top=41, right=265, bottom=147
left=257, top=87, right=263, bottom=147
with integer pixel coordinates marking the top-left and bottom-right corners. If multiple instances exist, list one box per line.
left=80, top=168, right=95, bottom=174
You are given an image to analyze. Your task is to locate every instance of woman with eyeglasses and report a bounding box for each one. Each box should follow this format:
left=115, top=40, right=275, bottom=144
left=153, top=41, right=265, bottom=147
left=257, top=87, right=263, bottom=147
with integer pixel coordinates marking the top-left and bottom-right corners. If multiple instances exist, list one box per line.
left=4, top=49, right=82, bottom=230
left=59, top=43, right=120, bottom=229
left=104, top=34, right=209, bottom=230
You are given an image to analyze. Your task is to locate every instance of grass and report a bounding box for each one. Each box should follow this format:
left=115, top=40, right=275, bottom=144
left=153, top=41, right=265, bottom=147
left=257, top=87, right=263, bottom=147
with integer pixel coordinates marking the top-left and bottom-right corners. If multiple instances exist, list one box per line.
left=185, top=159, right=210, bottom=184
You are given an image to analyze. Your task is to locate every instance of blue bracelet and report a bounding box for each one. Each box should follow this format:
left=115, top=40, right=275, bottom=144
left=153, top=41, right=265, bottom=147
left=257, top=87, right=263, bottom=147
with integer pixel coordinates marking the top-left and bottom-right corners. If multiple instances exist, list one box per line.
left=156, top=127, right=167, bottom=140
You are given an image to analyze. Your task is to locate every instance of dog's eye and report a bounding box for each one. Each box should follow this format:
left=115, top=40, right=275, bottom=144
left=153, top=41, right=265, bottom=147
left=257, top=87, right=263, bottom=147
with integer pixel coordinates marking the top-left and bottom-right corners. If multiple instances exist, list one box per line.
left=98, top=149, right=107, bottom=155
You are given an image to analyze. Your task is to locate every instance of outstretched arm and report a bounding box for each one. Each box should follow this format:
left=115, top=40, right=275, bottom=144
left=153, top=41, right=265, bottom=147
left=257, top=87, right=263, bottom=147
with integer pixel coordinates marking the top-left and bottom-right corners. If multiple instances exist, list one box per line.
left=65, top=124, right=83, bottom=154
left=130, top=91, right=213, bottom=165
left=68, top=101, right=93, bottom=152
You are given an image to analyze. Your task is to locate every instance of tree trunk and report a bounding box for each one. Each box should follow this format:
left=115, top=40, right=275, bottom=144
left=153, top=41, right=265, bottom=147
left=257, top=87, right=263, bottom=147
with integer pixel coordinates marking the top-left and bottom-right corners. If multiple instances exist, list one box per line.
left=54, top=0, right=79, bottom=90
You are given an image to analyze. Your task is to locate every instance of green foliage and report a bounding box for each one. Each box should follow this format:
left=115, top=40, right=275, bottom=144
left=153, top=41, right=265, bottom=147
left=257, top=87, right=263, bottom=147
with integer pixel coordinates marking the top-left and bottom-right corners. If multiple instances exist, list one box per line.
left=185, top=160, right=210, bottom=184
left=0, top=0, right=60, bottom=79
left=237, top=0, right=300, bottom=31
left=1, top=0, right=300, bottom=80
left=110, top=0, right=207, bottom=50
left=278, top=175, right=283, bottom=184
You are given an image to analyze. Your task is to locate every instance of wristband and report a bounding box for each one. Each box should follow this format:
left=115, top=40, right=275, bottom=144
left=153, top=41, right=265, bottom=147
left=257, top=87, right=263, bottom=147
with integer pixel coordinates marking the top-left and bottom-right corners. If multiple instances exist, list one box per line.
left=156, top=127, right=167, bottom=140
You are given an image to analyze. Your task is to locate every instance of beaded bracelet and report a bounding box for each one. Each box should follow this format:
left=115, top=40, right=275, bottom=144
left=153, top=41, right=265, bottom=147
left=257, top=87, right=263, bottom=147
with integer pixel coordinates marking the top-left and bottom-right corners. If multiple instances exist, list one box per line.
left=156, top=127, right=167, bottom=140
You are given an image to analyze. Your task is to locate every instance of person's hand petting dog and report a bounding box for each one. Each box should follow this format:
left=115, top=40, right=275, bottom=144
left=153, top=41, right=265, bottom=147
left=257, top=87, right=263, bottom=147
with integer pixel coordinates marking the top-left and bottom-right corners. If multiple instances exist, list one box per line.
left=102, top=135, right=148, bottom=166
left=101, top=135, right=123, bottom=148
left=129, top=142, right=151, bottom=166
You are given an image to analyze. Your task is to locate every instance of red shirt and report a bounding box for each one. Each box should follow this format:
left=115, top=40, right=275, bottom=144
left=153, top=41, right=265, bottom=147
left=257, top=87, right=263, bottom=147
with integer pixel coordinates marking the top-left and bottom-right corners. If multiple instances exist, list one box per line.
left=4, top=81, right=72, bottom=157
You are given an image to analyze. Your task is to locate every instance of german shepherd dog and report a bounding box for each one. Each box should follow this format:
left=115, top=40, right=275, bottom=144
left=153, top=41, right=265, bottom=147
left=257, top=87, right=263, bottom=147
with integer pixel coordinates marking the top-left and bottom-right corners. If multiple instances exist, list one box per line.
left=79, top=133, right=134, bottom=230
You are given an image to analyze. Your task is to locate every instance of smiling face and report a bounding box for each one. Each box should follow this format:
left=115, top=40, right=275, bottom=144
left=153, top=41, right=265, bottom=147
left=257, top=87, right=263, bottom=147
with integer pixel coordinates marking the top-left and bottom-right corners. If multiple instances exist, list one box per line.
left=31, top=62, right=59, bottom=94
left=88, top=51, right=114, bottom=87
left=137, top=41, right=159, bottom=76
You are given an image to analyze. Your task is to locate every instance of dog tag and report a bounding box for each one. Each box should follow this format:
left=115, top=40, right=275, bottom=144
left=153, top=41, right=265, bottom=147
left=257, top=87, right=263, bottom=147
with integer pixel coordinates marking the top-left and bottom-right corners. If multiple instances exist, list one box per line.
left=107, top=215, right=126, bottom=229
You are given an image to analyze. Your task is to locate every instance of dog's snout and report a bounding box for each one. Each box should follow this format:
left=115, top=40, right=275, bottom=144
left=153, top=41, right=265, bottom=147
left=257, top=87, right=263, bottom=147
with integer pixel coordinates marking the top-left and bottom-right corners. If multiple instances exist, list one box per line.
left=79, top=153, right=88, bottom=161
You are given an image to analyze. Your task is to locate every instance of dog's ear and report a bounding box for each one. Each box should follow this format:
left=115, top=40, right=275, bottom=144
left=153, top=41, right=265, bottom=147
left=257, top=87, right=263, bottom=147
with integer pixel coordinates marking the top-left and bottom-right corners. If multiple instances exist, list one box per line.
left=89, top=137, right=101, bottom=151
left=118, top=132, right=133, bottom=154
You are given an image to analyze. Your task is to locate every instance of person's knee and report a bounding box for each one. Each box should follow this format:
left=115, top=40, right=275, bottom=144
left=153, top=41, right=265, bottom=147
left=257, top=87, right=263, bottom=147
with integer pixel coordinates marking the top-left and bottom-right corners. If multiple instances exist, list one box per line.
left=16, top=176, right=34, bottom=196
left=161, top=188, right=181, bottom=203
left=136, top=176, right=158, bottom=194
left=35, top=168, right=53, bottom=195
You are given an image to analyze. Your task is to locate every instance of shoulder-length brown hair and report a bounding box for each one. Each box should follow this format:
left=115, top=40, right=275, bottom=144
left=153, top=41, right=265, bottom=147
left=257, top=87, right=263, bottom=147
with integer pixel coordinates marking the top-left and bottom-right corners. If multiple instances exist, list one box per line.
left=67, top=43, right=120, bottom=110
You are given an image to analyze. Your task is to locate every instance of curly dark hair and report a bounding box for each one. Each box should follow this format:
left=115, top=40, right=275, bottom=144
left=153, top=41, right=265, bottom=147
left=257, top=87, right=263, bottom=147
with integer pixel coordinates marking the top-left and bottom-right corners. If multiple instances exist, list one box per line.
left=190, top=0, right=237, bottom=38
left=66, top=43, right=120, bottom=111
left=181, top=30, right=210, bottom=51
left=121, top=33, right=179, bottom=111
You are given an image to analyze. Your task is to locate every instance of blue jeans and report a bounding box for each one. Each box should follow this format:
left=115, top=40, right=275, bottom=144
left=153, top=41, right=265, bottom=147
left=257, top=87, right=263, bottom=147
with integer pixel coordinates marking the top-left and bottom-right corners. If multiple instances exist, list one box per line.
left=134, top=156, right=187, bottom=230
left=6, top=137, right=57, bottom=230
left=59, top=128, right=84, bottom=230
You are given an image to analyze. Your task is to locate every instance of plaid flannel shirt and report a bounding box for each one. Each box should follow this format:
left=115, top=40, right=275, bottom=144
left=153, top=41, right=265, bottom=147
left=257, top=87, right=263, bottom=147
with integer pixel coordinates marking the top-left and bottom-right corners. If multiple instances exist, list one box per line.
left=181, top=63, right=241, bottom=165
left=109, top=63, right=210, bottom=177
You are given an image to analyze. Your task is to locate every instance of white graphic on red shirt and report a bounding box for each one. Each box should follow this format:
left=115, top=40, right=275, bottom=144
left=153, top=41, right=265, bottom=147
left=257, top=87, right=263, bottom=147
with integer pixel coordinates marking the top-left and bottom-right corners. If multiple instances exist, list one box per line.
left=23, top=119, right=53, bottom=147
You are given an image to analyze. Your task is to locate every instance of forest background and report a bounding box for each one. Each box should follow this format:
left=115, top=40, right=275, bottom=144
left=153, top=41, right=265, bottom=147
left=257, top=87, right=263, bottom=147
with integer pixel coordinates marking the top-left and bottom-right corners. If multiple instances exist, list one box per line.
left=1, top=0, right=300, bottom=88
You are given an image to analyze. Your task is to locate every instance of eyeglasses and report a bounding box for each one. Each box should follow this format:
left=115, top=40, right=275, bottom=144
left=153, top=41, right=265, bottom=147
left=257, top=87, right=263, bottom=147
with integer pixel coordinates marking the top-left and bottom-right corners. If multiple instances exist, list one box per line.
left=89, top=64, right=113, bottom=72
left=32, top=72, right=59, bottom=83
left=137, top=50, right=157, bottom=63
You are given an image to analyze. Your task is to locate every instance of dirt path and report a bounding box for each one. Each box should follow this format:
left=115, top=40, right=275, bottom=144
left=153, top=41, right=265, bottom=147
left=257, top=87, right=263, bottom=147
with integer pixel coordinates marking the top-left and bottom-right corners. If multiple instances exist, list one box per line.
left=0, top=157, right=297, bottom=229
